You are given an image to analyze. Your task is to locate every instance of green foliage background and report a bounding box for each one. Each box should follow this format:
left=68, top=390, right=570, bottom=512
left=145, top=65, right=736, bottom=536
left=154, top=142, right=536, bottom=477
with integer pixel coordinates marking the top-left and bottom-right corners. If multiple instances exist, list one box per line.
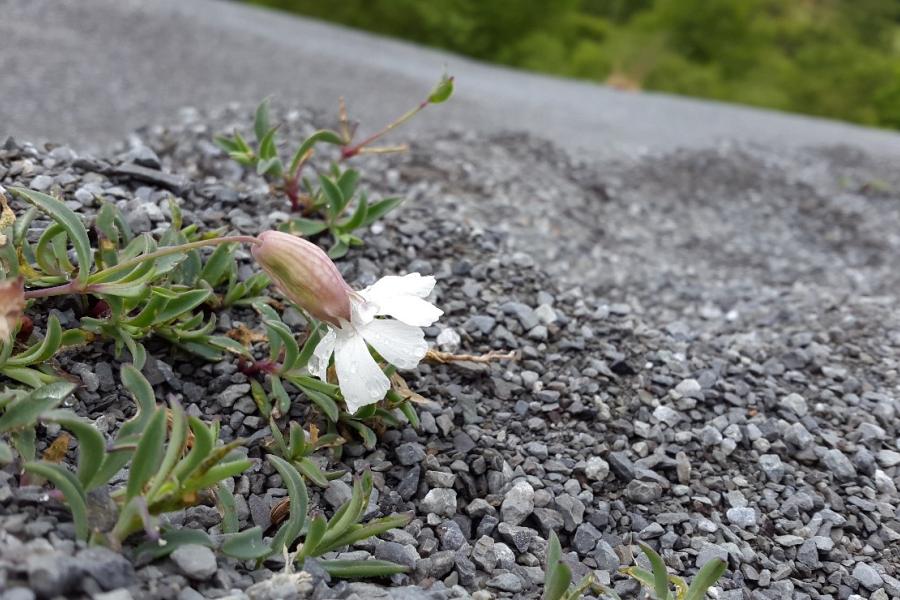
left=247, top=0, right=900, bottom=129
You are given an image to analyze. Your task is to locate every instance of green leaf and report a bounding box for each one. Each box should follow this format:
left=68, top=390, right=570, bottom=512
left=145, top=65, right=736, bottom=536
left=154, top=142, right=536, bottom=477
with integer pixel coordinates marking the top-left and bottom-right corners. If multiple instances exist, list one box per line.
left=295, top=457, right=330, bottom=487
left=546, top=530, right=563, bottom=577
left=318, top=559, right=408, bottom=579
left=218, top=482, right=239, bottom=534
left=284, top=217, right=329, bottom=237
left=126, top=407, right=166, bottom=500
left=184, top=458, right=251, bottom=492
left=41, top=409, right=105, bottom=488
left=298, top=513, right=327, bottom=559
left=207, top=335, right=253, bottom=358
left=250, top=379, right=272, bottom=420
left=327, top=238, right=349, bottom=259
left=147, top=400, right=187, bottom=499
left=11, top=188, right=93, bottom=283
left=639, top=543, right=671, bottom=600
left=153, top=289, right=212, bottom=325
left=543, top=562, right=573, bottom=600
left=119, top=365, right=157, bottom=438
left=684, top=559, right=727, bottom=600
left=0, top=366, right=59, bottom=388
left=254, top=97, right=272, bottom=143
left=7, top=315, right=63, bottom=367
left=295, top=322, right=323, bottom=370
left=264, top=320, right=299, bottom=372
left=24, top=461, right=89, bottom=540
left=297, top=384, right=339, bottom=423
left=172, top=416, right=215, bottom=481
left=319, top=175, right=345, bottom=215
left=343, top=420, right=376, bottom=449
left=397, top=401, right=419, bottom=429
left=135, top=528, right=213, bottom=562
left=336, top=169, right=360, bottom=203
left=0, top=381, right=76, bottom=432
left=269, top=375, right=291, bottom=418
left=324, top=512, right=412, bottom=552
left=339, top=195, right=368, bottom=233
left=267, top=455, right=308, bottom=553
left=360, top=197, right=403, bottom=228
left=427, top=74, right=454, bottom=104
left=288, top=130, right=344, bottom=174
left=0, top=440, right=12, bottom=465
left=222, top=527, right=273, bottom=561
left=199, top=243, right=236, bottom=287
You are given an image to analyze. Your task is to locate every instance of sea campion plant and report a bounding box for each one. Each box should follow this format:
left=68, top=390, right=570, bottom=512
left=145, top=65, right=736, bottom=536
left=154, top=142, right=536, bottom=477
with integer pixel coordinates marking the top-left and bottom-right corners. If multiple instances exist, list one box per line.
left=215, top=74, right=453, bottom=257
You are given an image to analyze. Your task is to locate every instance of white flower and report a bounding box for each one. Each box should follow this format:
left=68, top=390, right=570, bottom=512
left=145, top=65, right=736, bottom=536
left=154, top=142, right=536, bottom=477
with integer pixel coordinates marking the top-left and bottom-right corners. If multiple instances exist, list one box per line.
left=309, top=273, right=442, bottom=414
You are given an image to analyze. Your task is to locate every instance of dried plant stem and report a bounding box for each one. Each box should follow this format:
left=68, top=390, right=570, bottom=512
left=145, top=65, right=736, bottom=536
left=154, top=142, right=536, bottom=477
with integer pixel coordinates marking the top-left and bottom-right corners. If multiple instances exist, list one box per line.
left=425, top=349, right=518, bottom=364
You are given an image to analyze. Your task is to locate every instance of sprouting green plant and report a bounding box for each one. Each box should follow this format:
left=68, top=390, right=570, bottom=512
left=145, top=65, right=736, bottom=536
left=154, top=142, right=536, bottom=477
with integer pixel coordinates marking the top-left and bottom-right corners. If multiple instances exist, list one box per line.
left=3, top=188, right=263, bottom=368
left=543, top=530, right=596, bottom=600
left=267, top=419, right=345, bottom=487
left=215, top=74, right=454, bottom=258
left=143, top=461, right=412, bottom=579
left=18, top=365, right=251, bottom=545
left=607, top=543, right=726, bottom=600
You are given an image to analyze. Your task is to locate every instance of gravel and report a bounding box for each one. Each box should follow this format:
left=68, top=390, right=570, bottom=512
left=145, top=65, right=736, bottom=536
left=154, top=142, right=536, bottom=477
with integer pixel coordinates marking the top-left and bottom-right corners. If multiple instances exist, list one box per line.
left=1, top=102, right=899, bottom=599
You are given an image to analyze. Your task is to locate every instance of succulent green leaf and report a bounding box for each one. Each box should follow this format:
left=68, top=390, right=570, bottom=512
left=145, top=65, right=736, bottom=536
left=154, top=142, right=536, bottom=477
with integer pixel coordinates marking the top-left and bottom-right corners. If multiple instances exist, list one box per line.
left=126, top=407, right=166, bottom=500
left=336, top=169, right=360, bottom=202
left=11, top=188, right=93, bottom=283
left=684, top=559, right=727, bottom=600
left=295, top=457, right=329, bottom=487
left=25, top=461, right=89, bottom=540
left=327, top=238, right=349, bottom=259
left=639, top=543, right=672, bottom=600
left=147, top=400, right=187, bottom=499
left=343, top=420, right=376, bottom=449
left=397, top=401, right=420, bottom=429
left=284, top=217, right=329, bottom=237
left=250, top=379, right=272, bottom=420
left=254, top=97, right=272, bottom=143
left=199, top=243, right=236, bottom=287
left=298, top=513, right=327, bottom=559
left=0, top=381, right=76, bottom=432
left=135, top=528, right=213, bottom=562
left=119, top=364, right=157, bottom=438
left=270, top=375, right=291, bottom=417
left=153, top=289, right=212, bottom=325
left=319, top=174, right=345, bottom=216
left=0, top=440, right=12, bottom=464
left=267, top=455, right=308, bottom=554
left=296, top=384, right=339, bottom=422
left=7, top=315, right=63, bottom=366
left=546, top=530, right=563, bottom=576
left=360, top=197, right=403, bottom=228
left=324, top=512, right=412, bottom=552
left=177, top=418, right=215, bottom=480
left=218, top=482, right=239, bottom=534
left=543, top=561, right=573, bottom=600
left=319, top=559, right=409, bottom=579
left=222, top=526, right=273, bottom=561
left=42, top=409, right=105, bottom=487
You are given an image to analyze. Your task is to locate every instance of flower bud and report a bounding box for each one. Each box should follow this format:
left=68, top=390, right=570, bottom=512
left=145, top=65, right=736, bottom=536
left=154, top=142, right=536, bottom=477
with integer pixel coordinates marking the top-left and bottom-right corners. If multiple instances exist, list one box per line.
left=251, top=231, right=352, bottom=326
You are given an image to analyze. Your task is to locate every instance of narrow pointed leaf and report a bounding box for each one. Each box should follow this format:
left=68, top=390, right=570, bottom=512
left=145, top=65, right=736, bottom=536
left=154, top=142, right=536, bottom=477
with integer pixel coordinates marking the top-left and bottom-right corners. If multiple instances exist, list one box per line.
left=126, top=407, right=166, bottom=500
left=319, top=559, right=408, bottom=579
left=24, top=461, right=88, bottom=540
left=684, top=559, right=727, bottom=600
left=0, top=381, right=76, bottom=432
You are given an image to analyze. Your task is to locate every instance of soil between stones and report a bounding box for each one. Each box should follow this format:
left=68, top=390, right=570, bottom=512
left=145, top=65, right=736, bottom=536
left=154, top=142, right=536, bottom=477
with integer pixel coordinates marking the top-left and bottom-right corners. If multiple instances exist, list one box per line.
left=0, top=104, right=898, bottom=600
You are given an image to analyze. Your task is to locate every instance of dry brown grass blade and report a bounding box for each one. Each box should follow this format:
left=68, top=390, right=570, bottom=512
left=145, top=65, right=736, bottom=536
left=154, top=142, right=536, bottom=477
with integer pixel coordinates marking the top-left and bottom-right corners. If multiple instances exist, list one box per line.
left=390, top=372, right=427, bottom=404
left=167, top=409, right=196, bottom=449
left=425, top=349, right=518, bottom=364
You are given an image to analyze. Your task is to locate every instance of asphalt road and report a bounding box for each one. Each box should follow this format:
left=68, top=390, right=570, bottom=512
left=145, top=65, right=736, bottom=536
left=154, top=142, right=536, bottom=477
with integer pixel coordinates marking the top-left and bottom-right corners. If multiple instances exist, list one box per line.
left=4, top=0, right=900, bottom=158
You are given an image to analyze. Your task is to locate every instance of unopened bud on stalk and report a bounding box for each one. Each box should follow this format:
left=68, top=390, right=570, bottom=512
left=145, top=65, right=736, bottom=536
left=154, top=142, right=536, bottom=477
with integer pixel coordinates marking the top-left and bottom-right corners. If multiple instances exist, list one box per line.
left=251, top=231, right=352, bottom=326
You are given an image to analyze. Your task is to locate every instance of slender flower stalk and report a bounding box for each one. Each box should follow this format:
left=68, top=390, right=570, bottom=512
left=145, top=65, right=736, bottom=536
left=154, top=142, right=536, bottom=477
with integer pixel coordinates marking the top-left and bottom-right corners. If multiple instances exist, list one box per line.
left=22, top=236, right=261, bottom=300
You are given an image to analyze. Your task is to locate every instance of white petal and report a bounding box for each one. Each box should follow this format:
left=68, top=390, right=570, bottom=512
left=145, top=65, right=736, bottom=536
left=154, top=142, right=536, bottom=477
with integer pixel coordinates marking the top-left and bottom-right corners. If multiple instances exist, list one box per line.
left=377, top=295, right=444, bottom=327
left=360, top=318, right=428, bottom=370
left=308, top=328, right=336, bottom=380
left=359, top=274, right=442, bottom=327
left=333, top=330, right=390, bottom=414
left=362, top=273, right=436, bottom=303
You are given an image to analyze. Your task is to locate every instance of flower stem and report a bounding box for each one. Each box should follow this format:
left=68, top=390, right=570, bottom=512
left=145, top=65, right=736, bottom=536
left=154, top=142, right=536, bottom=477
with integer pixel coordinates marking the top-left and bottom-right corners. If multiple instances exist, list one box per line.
left=341, top=100, right=429, bottom=160
left=90, top=235, right=260, bottom=281
left=23, top=235, right=261, bottom=300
